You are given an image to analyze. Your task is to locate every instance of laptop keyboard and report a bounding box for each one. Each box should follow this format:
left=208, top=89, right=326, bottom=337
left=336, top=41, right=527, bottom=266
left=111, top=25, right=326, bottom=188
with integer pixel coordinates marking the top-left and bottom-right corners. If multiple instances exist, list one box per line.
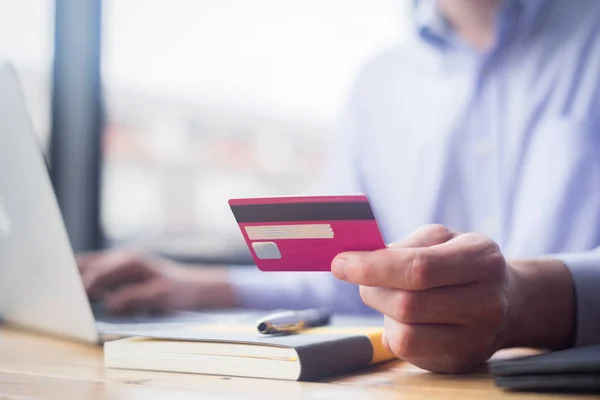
left=92, top=302, right=269, bottom=332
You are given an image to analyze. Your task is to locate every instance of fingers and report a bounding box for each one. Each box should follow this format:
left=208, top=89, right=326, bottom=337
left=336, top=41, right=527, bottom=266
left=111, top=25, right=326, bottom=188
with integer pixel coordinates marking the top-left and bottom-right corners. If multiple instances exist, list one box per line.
left=381, top=330, right=390, bottom=352
left=332, top=224, right=458, bottom=288
left=383, top=317, right=487, bottom=373
left=332, top=247, right=437, bottom=289
left=76, top=251, right=104, bottom=272
left=80, top=251, right=156, bottom=300
left=388, top=224, right=458, bottom=248
left=333, top=232, right=505, bottom=290
left=104, top=279, right=169, bottom=315
left=359, top=283, right=505, bottom=325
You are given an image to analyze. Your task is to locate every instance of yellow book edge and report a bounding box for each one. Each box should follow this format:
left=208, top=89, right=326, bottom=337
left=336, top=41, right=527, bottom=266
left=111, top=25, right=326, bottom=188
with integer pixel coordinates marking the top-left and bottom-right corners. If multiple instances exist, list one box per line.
left=109, top=324, right=396, bottom=366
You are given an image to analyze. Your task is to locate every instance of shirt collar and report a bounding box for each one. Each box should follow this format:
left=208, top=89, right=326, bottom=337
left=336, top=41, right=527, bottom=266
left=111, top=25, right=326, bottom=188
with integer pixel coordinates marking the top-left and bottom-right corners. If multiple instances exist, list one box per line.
left=413, top=0, right=547, bottom=50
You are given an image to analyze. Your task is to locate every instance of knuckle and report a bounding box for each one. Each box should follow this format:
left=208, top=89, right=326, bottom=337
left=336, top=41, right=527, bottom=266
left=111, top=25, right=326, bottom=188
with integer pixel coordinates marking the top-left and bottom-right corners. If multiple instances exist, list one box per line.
left=464, top=233, right=506, bottom=279
left=488, top=250, right=505, bottom=271
left=462, top=231, right=488, bottom=245
left=410, top=251, right=432, bottom=289
left=422, top=224, right=451, bottom=238
left=387, top=329, right=413, bottom=358
left=392, top=292, right=417, bottom=323
left=484, top=244, right=506, bottom=279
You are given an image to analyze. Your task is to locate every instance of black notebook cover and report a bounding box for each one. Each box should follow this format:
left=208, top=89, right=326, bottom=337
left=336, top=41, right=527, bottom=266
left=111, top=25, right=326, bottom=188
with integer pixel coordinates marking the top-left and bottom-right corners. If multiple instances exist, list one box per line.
left=489, top=344, right=600, bottom=393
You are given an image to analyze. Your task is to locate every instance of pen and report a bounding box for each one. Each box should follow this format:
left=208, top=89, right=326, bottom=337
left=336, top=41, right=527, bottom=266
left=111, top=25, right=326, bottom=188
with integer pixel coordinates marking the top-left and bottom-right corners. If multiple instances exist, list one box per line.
left=256, top=308, right=332, bottom=334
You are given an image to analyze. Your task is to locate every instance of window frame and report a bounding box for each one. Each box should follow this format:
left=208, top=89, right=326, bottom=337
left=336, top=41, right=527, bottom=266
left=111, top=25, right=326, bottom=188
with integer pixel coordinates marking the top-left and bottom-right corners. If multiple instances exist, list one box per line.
left=49, top=0, right=105, bottom=252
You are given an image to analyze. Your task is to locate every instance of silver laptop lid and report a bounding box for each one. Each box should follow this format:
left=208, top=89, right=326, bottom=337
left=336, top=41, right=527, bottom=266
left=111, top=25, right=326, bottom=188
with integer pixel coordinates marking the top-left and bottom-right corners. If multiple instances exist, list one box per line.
left=0, top=61, right=99, bottom=343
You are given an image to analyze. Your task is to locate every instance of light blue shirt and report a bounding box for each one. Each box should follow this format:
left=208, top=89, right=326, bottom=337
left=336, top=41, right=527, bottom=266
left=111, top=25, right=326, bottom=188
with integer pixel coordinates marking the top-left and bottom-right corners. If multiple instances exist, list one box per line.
left=229, top=0, right=600, bottom=346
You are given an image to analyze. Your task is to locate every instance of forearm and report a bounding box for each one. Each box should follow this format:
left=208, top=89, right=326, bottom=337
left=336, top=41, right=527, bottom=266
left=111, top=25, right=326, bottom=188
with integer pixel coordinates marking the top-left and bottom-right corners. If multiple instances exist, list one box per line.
left=175, top=266, right=238, bottom=309
left=227, top=267, right=376, bottom=314
left=504, top=258, right=576, bottom=350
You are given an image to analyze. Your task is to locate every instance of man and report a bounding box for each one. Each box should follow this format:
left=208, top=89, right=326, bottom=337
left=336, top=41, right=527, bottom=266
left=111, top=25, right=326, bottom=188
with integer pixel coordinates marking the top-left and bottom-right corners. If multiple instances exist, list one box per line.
left=79, top=0, right=600, bottom=373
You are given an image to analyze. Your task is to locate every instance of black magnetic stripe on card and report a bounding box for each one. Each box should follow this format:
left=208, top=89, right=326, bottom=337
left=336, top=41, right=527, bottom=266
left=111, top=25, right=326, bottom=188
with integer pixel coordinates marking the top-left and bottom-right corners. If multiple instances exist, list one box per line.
left=230, top=201, right=375, bottom=223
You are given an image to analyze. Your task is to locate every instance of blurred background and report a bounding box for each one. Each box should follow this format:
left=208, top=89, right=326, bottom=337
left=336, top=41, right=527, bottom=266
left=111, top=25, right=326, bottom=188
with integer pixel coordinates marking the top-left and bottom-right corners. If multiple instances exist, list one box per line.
left=0, top=0, right=409, bottom=264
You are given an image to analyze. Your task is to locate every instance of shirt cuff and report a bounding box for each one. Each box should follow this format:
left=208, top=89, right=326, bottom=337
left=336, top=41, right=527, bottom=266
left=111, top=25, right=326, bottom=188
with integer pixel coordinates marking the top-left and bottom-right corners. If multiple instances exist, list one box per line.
left=553, top=252, right=600, bottom=346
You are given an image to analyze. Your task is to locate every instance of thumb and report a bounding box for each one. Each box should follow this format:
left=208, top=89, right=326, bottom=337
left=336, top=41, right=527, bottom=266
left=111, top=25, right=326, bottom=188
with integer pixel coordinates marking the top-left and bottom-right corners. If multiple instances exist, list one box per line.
left=388, top=224, right=458, bottom=249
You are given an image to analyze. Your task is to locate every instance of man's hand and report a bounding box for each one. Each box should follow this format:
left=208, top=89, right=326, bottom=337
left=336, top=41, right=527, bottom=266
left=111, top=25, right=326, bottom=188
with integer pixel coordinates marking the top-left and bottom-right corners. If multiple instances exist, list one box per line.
left=331, top=224, right=575, bottom=373
left=78, top=250, right=237, bottom=315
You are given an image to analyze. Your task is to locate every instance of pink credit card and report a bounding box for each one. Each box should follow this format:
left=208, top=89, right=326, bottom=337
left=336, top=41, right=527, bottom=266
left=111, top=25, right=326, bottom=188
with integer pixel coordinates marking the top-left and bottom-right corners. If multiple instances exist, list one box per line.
left=229, top=195, right=386, bottom=272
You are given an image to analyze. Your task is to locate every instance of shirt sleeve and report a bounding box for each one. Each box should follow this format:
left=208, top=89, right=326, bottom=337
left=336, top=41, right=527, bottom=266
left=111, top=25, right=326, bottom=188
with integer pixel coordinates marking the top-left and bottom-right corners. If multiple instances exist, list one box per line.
left=225, top=75, right=372, bottom=314
left=553, top=250, right=600, bottom=346
left=227, top=268, right=375, bottom=314
left=552, top=109, right=600, bottom=346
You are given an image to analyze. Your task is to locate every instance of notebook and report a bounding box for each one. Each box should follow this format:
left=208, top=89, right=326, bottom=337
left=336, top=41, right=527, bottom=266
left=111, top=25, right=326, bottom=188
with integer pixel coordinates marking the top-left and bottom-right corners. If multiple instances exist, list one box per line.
left=490, top=344, right=600, bottom=393
left=104, top=316, right=395, bottom=381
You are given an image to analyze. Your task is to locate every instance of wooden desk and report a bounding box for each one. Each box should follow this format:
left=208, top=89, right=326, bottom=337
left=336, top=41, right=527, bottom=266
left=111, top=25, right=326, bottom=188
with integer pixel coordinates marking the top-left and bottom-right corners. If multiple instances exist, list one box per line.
left=0, top=327, right=587, bottom=399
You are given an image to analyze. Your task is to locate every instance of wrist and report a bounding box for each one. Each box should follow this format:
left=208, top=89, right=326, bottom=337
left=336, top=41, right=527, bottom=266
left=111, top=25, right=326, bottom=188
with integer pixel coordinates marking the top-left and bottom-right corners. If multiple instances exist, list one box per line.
left=503, top=258, right=576, bottom=350
left=173, top=265, right=238, bottom=309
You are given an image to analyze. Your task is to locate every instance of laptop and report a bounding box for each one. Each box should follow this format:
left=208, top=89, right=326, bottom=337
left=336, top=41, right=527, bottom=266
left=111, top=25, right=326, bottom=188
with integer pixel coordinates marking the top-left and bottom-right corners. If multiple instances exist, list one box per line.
left=0, top=61, right=261, bottom=343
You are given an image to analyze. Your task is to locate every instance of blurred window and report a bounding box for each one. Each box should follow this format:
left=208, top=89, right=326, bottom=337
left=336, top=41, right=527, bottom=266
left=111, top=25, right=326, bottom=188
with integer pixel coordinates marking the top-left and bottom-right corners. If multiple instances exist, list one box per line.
left=0, top=0, right=55, bottom=147
left=101, top=0, right=408, bottom=260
